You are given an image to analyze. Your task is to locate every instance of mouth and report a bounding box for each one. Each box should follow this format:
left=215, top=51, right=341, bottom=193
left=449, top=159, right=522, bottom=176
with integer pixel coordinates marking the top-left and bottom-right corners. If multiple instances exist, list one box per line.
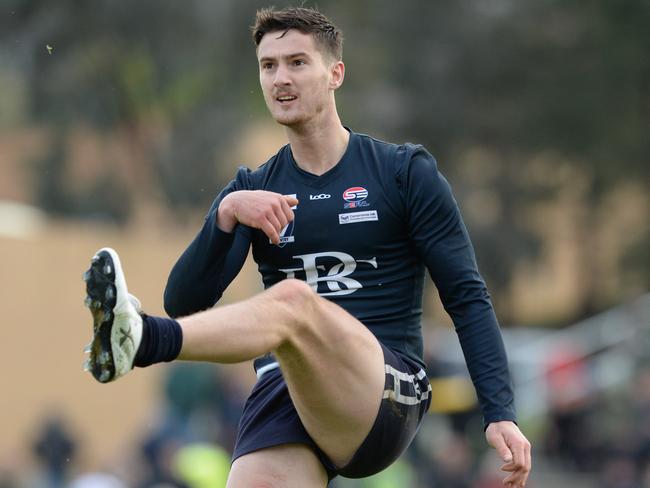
left=276, top=95, right=297, bottom=104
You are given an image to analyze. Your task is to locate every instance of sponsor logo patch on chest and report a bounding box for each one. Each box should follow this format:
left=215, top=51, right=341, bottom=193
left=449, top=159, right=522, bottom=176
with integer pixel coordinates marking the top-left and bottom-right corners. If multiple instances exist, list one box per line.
left=338, top=210, right=378, bottom=224
left=342, top=186, right=370, bottom=209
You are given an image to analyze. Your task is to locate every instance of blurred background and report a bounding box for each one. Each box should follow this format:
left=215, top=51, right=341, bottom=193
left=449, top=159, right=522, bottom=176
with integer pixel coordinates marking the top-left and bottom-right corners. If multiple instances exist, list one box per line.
left=1, top=0, right=648, bottom=486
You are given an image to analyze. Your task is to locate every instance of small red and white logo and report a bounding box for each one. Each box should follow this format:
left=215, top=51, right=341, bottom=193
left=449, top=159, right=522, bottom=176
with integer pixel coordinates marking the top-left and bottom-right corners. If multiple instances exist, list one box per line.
left=342, top=187, right=369, bottom=208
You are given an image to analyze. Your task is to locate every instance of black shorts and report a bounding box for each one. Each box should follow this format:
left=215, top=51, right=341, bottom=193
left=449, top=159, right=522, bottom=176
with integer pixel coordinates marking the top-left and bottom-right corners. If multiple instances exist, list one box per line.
left=232, top=342, right=432, bottom=480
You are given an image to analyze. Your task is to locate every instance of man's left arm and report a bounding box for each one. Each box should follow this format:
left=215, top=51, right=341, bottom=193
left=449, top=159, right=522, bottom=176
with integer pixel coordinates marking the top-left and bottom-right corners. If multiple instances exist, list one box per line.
left=400, top=147, right=531, bottom=486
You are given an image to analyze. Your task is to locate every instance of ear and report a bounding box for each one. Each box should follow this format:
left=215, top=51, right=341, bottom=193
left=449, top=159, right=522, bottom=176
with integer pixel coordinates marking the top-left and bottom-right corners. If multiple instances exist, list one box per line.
left=329, top=60, right=345, bottom=90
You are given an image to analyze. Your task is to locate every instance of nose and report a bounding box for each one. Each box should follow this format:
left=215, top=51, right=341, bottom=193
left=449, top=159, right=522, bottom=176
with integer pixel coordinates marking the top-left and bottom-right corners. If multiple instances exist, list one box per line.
left=273, top=64, right=291, bottom=87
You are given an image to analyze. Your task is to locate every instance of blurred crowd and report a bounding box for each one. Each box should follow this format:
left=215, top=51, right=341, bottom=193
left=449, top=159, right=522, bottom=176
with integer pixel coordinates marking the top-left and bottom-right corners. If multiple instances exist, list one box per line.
left=0, top=332, right=650, bottom=488
left=4, top=352, right=650, bottom=488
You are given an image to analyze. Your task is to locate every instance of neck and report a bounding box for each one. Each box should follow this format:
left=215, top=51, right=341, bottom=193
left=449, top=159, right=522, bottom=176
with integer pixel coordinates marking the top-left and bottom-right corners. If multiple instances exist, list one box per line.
left=284, top=110, right=350, bottom=176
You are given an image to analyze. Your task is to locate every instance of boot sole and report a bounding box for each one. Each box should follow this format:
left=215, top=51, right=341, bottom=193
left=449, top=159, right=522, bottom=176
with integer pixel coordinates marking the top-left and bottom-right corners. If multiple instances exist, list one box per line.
left=83, top=250, right=117, bottom=383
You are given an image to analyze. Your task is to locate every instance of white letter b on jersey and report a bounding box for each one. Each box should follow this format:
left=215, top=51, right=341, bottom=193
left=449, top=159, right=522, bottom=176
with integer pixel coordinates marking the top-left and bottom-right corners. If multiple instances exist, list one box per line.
left=280, top=251, right=377, bottom=296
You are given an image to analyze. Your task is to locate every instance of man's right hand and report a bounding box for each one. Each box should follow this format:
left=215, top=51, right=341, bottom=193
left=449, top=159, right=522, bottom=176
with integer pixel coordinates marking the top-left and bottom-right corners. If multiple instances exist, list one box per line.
left=217, top=190, right=299, bottom=245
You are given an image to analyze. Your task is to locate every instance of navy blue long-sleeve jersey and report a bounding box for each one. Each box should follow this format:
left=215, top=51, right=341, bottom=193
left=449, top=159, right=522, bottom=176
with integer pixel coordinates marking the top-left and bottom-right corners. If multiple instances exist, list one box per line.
left=164, top=129, right=516, bottom=425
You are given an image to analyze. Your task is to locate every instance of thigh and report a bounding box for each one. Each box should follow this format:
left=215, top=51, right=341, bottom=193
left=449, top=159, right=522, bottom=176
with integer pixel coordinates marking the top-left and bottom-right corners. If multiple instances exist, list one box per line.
left=226, top=444, right=328, bottom=488
left=274, top=295, right=386, bottom=467
left=237, top=344, right=431, bottom=480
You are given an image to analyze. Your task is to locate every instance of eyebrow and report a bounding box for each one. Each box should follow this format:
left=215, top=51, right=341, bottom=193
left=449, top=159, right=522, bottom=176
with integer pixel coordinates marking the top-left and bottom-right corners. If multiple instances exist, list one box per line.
left=259, top=51, right=311, bottom=64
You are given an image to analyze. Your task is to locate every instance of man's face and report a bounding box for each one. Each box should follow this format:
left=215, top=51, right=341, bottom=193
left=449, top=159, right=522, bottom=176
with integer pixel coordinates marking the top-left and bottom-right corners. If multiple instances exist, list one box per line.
left=257, top=29, right=339, bottom=128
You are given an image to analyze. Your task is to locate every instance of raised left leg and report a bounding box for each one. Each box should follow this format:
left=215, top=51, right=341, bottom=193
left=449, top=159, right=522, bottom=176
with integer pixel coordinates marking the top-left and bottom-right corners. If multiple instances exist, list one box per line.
left=83, top=249, right=386, bottom=467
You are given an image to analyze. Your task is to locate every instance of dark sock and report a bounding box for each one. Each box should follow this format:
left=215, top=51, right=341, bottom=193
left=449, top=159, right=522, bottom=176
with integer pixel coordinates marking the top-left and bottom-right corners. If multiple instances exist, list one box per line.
left=133, top=314, right=183, bottom=368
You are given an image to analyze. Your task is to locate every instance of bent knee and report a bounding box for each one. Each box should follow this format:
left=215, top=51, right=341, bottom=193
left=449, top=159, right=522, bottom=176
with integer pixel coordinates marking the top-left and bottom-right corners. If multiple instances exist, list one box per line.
left=269, top=279, right=318, bottom=313
left=270, top=278, right=314, bottom=299
left=266, top=279, right=324, bottom=337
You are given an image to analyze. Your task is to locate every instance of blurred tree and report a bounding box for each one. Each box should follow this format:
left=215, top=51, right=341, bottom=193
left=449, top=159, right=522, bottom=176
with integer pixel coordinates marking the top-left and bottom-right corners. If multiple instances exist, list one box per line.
left=337, top=0, right=649, bottom=319
left=2, top=0, right=647, bottom=320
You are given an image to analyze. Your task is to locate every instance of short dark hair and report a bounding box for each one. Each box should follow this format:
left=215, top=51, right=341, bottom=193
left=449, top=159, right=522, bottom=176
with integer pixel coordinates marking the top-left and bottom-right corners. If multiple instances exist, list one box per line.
left=252, top=7, right=343, bottom=61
